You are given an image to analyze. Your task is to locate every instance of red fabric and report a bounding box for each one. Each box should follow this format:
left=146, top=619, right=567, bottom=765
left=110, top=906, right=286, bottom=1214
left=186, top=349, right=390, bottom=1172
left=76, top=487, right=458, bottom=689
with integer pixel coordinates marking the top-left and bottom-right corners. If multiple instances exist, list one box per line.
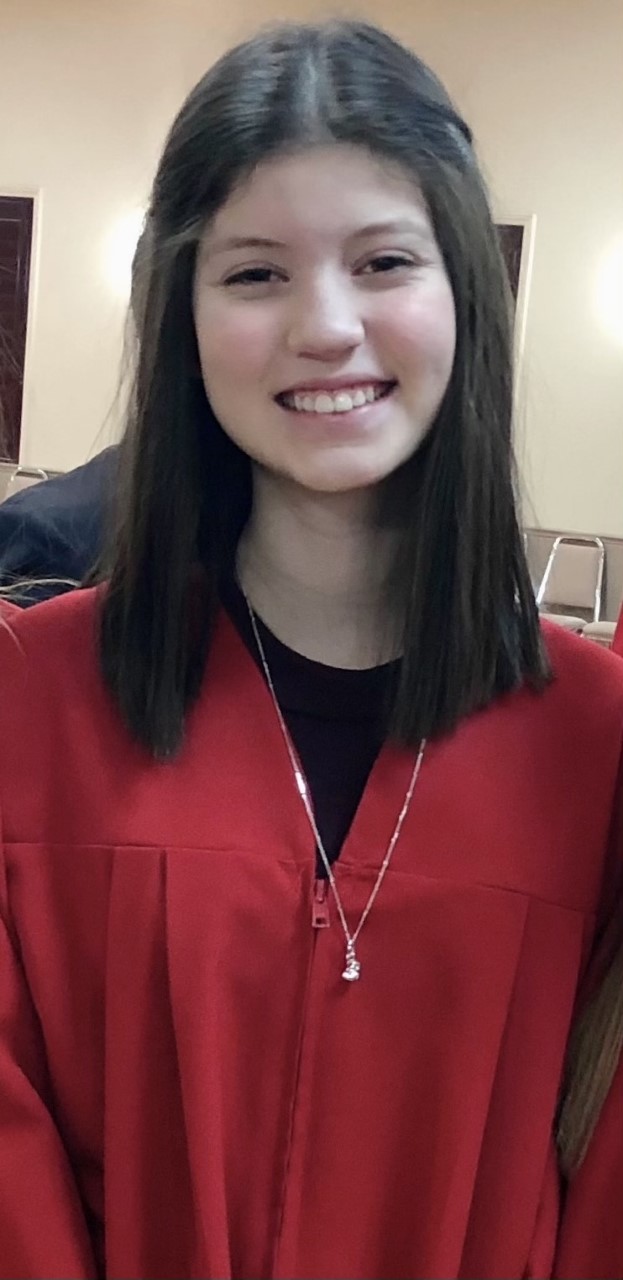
left=554, top=1061, right=623, bottom=1278
left=553, top=686, right=623, bottom=1280
left=0, top=590, right=623, bottom=1279
left=613, top=603, right=623, bottom=657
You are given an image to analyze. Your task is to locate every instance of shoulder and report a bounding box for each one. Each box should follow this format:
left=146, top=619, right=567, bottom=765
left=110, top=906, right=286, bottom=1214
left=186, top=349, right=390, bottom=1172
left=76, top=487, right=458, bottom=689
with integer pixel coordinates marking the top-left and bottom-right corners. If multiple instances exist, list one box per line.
left=527, top=621, right=623, bottom=779
left=0, top=581, right=100, bottom=637
left=469, top=620, right=623, bottom=796
left=0, top=587, right=101, bottom=696
left=0, top=599, right=22, bottom=619
left=0, top=589, right=119, bottom=805
left=541, top=619, right=623, bottom=712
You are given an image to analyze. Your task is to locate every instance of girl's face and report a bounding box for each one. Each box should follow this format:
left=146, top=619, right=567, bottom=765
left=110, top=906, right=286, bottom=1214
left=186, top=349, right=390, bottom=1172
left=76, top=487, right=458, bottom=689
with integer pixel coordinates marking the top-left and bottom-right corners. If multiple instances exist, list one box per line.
left=194, top=144, right=456, bottom=496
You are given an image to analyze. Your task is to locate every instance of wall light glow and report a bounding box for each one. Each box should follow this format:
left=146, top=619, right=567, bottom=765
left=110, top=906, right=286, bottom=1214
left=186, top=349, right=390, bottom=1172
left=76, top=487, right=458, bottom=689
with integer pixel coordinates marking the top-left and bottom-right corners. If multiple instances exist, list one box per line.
left=594, top=235, right=623, bottom=347
left=103, top=207, right=146, bottom=300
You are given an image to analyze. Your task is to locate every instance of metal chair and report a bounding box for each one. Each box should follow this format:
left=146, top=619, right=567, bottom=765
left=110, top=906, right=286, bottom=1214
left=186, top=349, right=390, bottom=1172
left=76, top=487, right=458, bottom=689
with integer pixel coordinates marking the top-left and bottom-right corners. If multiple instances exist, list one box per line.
left=2, top=465, right=48, bottom=499
left=536, top=535, right=605, bottom=624
left=539, top=611, right=586, bottom=635
left=583, top=621, right=616, bottom=649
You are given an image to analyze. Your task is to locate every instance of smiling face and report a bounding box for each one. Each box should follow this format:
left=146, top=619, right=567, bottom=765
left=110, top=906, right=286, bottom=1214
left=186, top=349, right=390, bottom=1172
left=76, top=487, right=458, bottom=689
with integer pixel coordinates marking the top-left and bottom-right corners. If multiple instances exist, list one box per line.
left=193, top=144, right=456, bottom=496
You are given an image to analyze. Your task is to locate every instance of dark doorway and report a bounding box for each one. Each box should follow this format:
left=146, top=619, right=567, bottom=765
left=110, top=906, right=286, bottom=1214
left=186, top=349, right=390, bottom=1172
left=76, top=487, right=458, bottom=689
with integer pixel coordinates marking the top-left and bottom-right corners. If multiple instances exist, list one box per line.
left=0, top=196, right=34, bottom=462
left=497, top=222, right=525, bottom=305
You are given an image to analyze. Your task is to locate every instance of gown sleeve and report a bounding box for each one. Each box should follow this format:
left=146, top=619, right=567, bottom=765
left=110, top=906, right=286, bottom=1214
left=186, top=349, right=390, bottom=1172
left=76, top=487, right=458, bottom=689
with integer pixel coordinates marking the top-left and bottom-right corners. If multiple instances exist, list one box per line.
left=554, top=745, right=623, bottom=1279
left=0, top=844, right=97, bottom=1279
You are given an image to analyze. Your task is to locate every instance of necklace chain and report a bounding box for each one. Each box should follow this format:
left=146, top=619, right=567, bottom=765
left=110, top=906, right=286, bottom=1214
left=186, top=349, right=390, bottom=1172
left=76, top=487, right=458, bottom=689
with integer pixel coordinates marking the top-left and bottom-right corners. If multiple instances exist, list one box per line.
left=242, top=587, right=426, bottom=982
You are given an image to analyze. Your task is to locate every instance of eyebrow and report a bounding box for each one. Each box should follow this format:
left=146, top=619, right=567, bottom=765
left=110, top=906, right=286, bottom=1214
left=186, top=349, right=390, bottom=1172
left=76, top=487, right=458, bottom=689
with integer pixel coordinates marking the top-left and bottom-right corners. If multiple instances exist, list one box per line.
left=204, top=236, right=288, bottom=257
left=204, top=219, right=432, bottom=258
left=350, top=219, right=432, bottom=240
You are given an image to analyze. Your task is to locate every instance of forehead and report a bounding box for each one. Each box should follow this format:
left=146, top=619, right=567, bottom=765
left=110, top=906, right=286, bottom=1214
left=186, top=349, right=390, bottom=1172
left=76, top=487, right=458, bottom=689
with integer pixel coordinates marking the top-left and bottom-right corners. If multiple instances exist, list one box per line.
left=202, top=144, right=433, bottom=249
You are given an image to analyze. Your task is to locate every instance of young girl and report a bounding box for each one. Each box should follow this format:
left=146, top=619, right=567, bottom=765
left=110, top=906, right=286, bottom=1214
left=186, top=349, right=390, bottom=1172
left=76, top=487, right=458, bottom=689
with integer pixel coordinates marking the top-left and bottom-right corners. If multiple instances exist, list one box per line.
left=0, top=20, right=622, bottom=1280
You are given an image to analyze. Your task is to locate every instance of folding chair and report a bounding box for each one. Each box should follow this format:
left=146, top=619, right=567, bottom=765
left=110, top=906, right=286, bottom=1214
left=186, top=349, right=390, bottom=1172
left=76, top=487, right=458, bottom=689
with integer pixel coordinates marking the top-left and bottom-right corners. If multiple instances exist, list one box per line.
left=536, top=535, right=605, bottom=625
left=2, top=466, right=48, bottom=499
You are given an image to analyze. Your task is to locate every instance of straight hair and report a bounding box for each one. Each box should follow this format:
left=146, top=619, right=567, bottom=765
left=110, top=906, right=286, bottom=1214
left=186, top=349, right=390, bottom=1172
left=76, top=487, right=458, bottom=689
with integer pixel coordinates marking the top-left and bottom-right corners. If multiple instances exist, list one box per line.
left=99, top=20, right=548, bottom=761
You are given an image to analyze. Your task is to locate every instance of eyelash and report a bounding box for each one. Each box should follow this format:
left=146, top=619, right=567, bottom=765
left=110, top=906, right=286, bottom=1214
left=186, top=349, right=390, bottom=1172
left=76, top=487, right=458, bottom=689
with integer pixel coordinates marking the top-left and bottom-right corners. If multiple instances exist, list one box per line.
left=223, top=254, right=416, bottom=287
left=224, top=266, right=284, bottom=286
left=361, top=254, right=415, bottom=275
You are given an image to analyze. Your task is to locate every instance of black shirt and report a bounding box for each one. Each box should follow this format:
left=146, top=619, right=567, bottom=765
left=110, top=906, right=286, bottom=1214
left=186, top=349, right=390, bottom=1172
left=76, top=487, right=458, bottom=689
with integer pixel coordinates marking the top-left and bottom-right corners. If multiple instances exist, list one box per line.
left=222, top=578, right=399, bottom=873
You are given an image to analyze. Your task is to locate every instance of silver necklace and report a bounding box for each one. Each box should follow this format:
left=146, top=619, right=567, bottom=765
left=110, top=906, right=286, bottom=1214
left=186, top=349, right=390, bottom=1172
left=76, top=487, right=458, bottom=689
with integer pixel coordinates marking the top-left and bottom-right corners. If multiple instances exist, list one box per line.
left=242, top=588, right=426, bottom=983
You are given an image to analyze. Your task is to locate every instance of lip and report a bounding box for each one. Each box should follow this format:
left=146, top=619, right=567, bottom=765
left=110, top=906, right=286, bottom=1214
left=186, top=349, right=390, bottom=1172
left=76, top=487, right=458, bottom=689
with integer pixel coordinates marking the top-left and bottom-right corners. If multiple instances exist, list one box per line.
left=276, top=376, right=393, bottom=397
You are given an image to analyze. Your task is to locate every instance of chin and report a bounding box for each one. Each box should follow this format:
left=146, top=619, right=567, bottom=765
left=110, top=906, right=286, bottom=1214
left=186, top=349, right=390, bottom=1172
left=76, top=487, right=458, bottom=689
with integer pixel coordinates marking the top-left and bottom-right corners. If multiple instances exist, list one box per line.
left=290, top=448, right=419, bottom=496
left=287, top=466, right=394, bottom=496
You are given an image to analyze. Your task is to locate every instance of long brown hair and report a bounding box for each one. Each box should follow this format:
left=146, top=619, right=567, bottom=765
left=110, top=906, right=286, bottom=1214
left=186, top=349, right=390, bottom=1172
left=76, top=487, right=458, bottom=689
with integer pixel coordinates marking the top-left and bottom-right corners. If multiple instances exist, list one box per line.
left=557, top=946, right=623, bottom=1176
left=98, top=20, right=548, bottom=759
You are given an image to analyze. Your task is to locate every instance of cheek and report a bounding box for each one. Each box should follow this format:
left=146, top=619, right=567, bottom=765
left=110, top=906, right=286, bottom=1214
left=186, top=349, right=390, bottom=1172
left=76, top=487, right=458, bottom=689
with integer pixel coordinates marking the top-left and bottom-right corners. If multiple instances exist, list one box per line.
left=195, top=300, right=277, bottom=388
left=378, top=281, right=456, bottom=379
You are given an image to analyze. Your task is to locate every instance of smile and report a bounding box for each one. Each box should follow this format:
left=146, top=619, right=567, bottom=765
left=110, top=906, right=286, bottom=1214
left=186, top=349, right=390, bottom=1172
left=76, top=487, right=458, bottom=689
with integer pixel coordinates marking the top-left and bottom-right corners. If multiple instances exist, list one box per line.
left=277, top=382, right=396, bottom=415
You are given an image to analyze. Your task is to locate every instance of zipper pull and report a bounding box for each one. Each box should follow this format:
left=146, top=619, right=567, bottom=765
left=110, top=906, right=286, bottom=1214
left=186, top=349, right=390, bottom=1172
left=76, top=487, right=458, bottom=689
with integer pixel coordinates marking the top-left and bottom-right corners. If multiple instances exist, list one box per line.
left=312, top=877, right=330, bottom=928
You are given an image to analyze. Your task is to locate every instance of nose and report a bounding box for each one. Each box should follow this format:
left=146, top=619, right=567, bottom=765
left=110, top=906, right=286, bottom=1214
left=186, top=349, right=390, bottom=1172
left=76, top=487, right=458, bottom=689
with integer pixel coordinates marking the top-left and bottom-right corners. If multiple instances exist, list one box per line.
left=286, top=271, right=365, bottom=361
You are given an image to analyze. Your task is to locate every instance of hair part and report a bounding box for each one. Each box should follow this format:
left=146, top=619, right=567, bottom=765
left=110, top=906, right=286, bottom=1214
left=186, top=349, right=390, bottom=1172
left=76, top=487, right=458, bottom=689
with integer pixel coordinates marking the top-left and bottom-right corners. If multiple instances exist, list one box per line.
left=98, top=18, right=548, bottom=762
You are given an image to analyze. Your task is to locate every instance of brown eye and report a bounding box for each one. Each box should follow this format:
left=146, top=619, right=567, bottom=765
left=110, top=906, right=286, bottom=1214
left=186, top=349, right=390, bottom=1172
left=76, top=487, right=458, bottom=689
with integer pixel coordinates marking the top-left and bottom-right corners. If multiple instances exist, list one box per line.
left=224, top=267, right=284, bottom=286
left=360, top=255, right=414, bottom=274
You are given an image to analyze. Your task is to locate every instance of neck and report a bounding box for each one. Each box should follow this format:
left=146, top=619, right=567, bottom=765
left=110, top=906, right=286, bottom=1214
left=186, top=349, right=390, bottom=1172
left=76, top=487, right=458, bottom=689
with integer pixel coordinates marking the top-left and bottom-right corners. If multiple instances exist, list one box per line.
left=237, top=471, right=400, bottom=668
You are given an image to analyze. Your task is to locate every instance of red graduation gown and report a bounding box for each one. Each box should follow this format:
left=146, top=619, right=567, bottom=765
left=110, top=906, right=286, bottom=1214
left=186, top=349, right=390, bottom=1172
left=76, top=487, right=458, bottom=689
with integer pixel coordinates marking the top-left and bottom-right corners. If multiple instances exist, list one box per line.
left=613, top=603, right=623, bottom=657
left=554, top=1058, right=623, bottom=1278
left=0, top=590, right=623, bottom=1280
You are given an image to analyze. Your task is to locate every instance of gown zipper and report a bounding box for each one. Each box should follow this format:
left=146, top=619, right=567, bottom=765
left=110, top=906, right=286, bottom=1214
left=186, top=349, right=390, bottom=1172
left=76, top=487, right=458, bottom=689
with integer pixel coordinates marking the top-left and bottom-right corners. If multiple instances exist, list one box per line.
left=311, top=877, right=330, bottom=928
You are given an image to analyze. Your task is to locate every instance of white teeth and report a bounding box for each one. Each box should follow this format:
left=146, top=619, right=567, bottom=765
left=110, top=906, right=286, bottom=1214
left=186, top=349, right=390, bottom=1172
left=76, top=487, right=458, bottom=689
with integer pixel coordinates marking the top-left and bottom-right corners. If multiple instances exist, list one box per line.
left=286, top=384, right=389, bottom=414
left=315, top=393, right=336, bottom=414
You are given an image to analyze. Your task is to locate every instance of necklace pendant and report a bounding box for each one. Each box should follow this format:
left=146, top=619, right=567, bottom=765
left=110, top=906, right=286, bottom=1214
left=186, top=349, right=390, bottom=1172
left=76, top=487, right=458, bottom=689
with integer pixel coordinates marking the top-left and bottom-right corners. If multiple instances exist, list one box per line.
left=342, top=942, right=361, bottom=982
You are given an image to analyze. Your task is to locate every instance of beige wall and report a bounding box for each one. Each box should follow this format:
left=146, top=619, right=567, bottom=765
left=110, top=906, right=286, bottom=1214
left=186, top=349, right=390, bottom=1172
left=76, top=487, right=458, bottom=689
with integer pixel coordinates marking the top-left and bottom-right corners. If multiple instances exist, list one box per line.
left=0, top=0, right=184, bottom=471
left=1, top=0, right=622, bottom=535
